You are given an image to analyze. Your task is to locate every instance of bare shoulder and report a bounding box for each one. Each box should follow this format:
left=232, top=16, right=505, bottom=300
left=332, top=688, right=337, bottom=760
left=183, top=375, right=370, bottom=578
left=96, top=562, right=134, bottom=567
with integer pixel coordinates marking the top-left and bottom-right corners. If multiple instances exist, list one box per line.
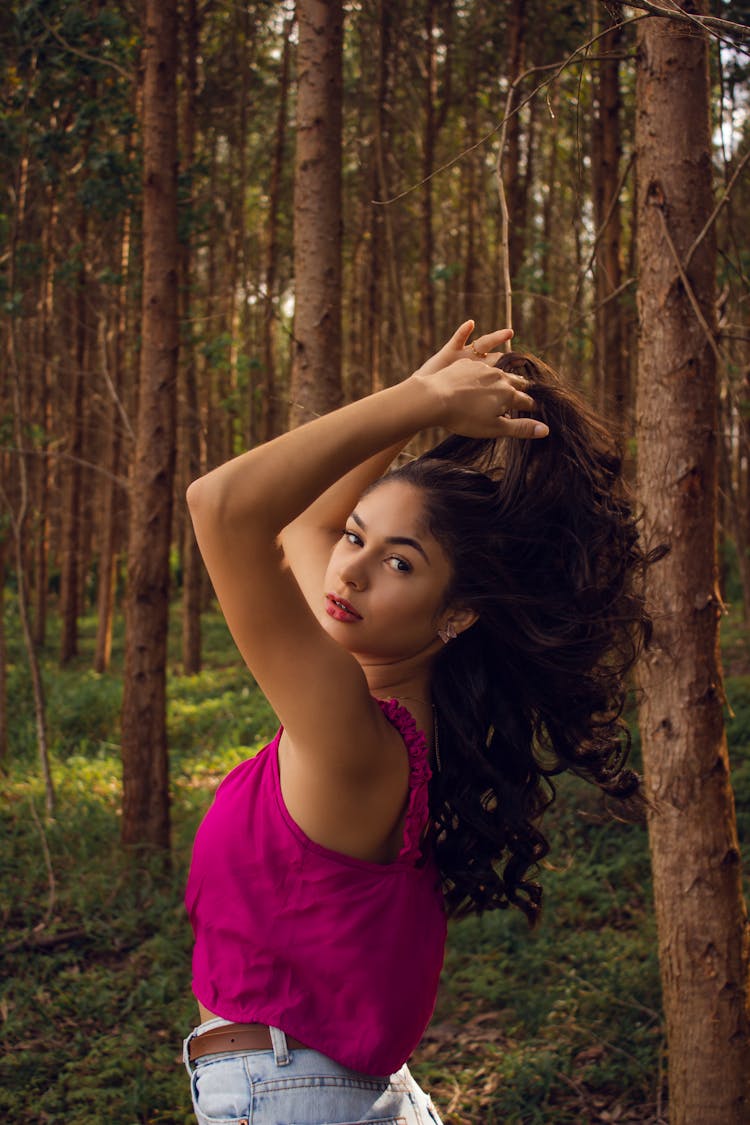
left=277, top=701, right=412, bottom=863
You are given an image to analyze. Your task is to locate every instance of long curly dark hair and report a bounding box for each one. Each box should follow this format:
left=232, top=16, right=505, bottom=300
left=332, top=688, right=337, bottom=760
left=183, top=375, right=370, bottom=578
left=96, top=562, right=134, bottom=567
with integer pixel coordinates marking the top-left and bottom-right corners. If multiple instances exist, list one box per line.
left=383, top=352, right=661, bottom=924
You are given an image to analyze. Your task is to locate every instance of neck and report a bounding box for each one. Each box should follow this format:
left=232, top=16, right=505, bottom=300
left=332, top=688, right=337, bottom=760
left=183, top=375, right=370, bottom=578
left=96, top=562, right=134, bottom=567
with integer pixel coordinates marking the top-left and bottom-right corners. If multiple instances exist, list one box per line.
left=358, top=656, right=435, bottom=706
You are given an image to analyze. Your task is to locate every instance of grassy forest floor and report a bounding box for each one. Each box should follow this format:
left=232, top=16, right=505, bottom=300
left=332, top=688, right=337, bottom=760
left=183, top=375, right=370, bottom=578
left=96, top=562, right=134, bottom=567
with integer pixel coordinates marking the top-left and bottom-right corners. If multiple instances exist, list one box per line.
left=2, top=603, right=750, bottom=1124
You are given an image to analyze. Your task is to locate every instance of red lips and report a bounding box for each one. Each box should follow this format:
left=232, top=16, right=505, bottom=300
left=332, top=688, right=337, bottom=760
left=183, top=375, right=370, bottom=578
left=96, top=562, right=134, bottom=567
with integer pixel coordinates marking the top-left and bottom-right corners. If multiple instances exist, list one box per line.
left=325, top=594, right=362, bottom=622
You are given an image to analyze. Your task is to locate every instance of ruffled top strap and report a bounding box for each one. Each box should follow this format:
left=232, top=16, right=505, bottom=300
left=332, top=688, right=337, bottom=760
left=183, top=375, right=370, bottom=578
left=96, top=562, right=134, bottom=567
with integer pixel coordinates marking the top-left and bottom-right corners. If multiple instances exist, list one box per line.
left=375, top=697, right=433, bottom=864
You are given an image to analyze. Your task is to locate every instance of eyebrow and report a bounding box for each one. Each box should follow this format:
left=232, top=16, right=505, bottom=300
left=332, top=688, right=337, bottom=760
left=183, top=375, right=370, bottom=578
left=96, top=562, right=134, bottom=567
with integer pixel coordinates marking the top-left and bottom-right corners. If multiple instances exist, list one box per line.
left=351, top=511, right=430, bottom=563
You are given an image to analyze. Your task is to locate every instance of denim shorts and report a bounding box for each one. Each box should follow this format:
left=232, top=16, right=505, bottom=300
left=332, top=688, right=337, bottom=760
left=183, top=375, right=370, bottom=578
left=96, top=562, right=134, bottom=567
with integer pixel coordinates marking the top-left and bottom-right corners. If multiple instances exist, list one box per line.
left=183, top=1017, right=444, bottom=1125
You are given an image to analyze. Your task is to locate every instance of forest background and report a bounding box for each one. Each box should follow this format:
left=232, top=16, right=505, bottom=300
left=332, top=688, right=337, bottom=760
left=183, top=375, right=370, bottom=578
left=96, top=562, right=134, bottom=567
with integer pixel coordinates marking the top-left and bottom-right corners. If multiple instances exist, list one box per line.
left=2, top=0, right=750, bottom=1122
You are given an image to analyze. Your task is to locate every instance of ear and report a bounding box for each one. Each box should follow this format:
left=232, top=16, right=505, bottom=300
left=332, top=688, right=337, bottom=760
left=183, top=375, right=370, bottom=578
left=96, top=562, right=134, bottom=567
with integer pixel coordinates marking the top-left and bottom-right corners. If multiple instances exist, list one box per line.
left=441, top=605, right=478, bottom=637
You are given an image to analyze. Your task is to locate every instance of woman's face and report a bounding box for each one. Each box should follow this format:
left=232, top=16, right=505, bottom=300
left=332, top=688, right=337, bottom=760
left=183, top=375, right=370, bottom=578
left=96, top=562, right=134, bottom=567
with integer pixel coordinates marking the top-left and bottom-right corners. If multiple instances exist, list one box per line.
left=320, top=479, right=454, bottom=664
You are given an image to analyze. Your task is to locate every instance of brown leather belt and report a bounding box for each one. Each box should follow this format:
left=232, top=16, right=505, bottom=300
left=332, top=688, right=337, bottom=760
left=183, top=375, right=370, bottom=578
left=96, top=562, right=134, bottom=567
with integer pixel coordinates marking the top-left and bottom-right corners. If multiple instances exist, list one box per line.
left=188, top=1022, right=308, bottom=1062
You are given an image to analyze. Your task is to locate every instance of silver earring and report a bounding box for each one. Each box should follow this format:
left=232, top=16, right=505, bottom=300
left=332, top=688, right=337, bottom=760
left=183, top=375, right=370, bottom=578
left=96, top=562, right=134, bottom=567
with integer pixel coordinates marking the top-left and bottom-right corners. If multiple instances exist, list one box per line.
left=438, top=621, right=457, bottom=644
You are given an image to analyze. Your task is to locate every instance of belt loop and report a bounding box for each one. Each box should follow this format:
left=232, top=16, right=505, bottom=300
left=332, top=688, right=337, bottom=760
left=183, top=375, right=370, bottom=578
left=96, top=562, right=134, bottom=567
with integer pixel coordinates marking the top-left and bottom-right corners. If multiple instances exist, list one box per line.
left=183, top=1028, right=198, bottom=1074
left=269, top=1025, right=290, bottom=1067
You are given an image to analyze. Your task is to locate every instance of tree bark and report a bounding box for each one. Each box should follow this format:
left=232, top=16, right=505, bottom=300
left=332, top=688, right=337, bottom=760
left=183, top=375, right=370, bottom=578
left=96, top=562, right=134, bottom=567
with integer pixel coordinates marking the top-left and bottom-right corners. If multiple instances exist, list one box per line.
left=59, top=208, right=88, bottom=664
left=592, top=24, right=626, bottom=425
left=418, top=0, right=436, bottom=359
left=537, top=94, right=559, bottom=348
left=502, top=0, right=526, bottom=289
left=226, top=4, right=253, bottom=451
left=365, top=3, right=386, bottom=394
left=635, top=9, right=750, bottom=1122
left=372, top=2, right=410, bottom=378
left=5, top=150, right=53, bottom=811
left=32, top=184, right=57, bottom=649
left=180, top=0, right=202, bottom=675
left=94, top=206, right=131, bottom=674
left=120, top=0, right=179, bottom=851
left=261, top=16, right=292, bottom=441
left=290, top=0, right=344, bottom=423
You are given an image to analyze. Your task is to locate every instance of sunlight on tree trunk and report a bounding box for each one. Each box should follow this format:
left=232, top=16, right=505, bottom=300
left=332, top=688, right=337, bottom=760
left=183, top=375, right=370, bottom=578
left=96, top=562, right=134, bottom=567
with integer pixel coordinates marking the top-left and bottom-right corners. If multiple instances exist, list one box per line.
left=635, top=8, right=750, bottom=1121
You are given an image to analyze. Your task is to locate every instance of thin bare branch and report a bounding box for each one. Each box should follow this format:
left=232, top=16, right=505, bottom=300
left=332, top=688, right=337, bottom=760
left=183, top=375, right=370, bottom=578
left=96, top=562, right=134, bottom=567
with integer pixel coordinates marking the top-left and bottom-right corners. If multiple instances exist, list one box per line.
left=1, top=927, right=88, bottom=955
left=0, top=446, right=130, bottom=492
left=684, top=146, right=750, bottom=272
left=495, top=80, right=515, bottom=342
left=97, top=316, right=135, bottom=442
left=654, top=204, right=722, bottom=370
left=621, top=0, right=750, bottom=47
left=542, top=277, right=636, bottom=353
left=650, top=199, right=750, bottom=466
left=36, top=10, right=133, bottom=81
left=563, top=151, right=636, bottom=341
left=28, top=796, right=56, bottom=929
left=4, top=151, right=54, bottom=817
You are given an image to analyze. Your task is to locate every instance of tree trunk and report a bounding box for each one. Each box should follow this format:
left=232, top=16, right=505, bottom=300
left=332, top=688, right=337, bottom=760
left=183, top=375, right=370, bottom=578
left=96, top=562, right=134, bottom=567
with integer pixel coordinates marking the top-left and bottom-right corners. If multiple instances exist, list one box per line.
left=59, top=208, right=88, bottom=664
left=418, top=0, right=436, bottom=359
left=94, top=206, right=131, bottom=674
left=503, top=0, right=526, bottom=289
left=5, top=151, right=53, bottom=810
left=226, top=4, right=252, bottom=451
left=261, top=16, right=292, bottom=442
left=290, top=0, right=344, bottom=423
left=32, top=184, right=57, bottom=649
left=180, top=0, right=202, bottom=675
left=120, top=0, right=179, bottom=852
left=537, top=95, right=559, bottom=349
left=364, top=22, right=383, bottom=394
left=592, top=24, right=626, bottom=425
left=372, top=2, right=410, bottom=378
left=635, top=9, right=750, bottom=1123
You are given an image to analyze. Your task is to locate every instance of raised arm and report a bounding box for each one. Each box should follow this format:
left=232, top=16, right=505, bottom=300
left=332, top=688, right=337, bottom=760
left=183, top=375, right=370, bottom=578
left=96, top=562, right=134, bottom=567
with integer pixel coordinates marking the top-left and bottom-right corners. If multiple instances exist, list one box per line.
left=186, top=325, right=545, bottom=777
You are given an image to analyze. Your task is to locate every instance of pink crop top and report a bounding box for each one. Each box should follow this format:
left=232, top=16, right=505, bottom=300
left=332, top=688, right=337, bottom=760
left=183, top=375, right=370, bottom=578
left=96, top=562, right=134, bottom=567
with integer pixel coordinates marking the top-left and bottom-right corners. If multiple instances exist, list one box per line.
left=185, top=698, right=447, bottom=1076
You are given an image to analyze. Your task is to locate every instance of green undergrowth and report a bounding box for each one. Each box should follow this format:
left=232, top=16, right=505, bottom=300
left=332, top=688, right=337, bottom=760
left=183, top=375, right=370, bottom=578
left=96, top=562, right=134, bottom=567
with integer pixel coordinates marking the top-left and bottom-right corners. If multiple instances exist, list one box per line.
left=1, top=602, right=750, bottom=1123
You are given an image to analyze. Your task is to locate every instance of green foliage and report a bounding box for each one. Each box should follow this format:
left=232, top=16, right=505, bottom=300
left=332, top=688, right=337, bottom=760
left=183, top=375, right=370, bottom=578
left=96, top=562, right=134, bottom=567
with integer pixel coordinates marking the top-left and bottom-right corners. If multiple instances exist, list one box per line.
left=51, top=670, right=124, bottom=758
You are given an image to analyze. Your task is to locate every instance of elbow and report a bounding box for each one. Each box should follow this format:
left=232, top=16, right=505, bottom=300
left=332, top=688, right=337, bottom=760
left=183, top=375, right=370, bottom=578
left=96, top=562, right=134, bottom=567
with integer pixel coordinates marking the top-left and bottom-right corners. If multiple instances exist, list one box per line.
left=185, top=475, right=222, bottom=530
left=185, top=458, right=272, bottom=535
left=185, top=477, right=209, bottom=525
left=185, top=477, right=203, bottom=513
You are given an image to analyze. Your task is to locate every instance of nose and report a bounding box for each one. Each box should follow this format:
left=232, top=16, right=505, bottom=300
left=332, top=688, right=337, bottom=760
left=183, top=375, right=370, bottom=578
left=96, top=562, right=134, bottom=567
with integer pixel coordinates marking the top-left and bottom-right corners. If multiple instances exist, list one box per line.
left=338, top=554, right=368, bottom=590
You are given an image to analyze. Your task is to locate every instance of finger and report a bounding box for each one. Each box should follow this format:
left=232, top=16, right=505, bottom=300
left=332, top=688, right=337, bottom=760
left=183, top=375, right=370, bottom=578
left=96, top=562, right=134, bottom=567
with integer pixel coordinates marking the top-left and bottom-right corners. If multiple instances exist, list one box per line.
left=501, top=371, right=531, bottom=390
left=477, top=368, right=535, bottom=405
left=472, top=327, right=514, bottom=354
left=511, top=389, right=536, bottom=410
left=451, top=320, right=475, bottom=349
left=498, top=416, right=549, bottom=439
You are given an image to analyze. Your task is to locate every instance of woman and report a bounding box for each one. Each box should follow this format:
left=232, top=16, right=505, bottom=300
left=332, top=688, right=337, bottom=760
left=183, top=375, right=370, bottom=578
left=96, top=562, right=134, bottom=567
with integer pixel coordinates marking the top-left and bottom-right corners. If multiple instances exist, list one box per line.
left=183, top=321, right=653, bottom=1125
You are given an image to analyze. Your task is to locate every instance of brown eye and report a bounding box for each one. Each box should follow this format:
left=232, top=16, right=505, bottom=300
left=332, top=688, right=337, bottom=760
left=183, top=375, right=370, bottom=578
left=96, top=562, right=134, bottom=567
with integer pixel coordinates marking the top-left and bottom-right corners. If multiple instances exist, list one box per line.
left=387, top=556, right=411, bottom=573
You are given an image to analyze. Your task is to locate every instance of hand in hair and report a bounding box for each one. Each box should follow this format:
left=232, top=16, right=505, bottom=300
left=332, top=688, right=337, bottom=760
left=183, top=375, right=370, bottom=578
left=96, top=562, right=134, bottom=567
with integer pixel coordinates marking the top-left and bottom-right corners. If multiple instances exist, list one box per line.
left=411, top=322, right=549, bottom=441
left=412, top=356, right=549, bottom=441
